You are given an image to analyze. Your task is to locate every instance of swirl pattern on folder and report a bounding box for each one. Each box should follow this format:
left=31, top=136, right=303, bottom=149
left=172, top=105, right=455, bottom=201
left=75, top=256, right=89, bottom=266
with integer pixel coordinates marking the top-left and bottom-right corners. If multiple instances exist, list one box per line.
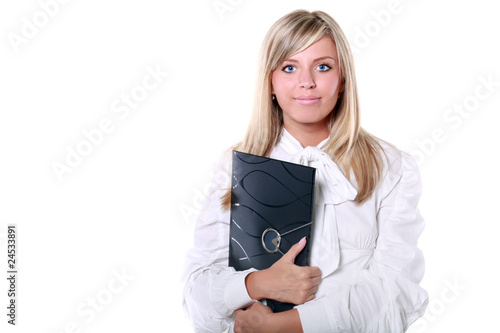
left=229, top=151, right=316, bottom=311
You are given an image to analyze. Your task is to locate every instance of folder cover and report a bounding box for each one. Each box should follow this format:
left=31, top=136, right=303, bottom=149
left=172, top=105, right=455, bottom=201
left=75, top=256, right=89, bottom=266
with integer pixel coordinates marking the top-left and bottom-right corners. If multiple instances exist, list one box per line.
left=229, top=150, right=315, bottom=312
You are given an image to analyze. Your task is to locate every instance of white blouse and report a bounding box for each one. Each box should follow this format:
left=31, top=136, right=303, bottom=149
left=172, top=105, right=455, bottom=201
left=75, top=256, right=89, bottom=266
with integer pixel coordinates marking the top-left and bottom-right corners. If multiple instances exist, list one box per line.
left=182, top=129, right=428, bottom=332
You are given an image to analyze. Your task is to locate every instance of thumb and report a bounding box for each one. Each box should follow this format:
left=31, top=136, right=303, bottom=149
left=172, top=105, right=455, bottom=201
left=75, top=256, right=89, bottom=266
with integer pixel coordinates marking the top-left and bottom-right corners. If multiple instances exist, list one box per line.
left=283, top=237, right=307, bottom=263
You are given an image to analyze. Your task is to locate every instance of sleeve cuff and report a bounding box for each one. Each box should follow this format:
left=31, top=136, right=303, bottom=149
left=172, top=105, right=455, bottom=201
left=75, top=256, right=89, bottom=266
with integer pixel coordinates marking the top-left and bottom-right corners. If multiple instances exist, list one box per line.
left=224, top=270, right=256, bottom=310
left=296, top=299, right=336, bottom=333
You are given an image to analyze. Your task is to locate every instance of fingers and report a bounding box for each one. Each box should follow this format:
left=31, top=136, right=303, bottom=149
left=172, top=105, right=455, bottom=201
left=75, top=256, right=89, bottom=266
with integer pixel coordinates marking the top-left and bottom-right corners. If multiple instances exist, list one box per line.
left=304, top=292, right=316, bottom=303
left=309, top=265, right=322, bottom=278
left=290, top=282, right=319, bottom=304
left=301, top=266, right=322, bottom=302
left=283, top=237, right=307, bottom=263
left=279, top=265, right=320, bottom=304
left=310, top=274, right=322, bottom=287
left=298, top=266, right=322, bottom=281
left=235, top=303, right=272, bottom=333
left=266, top=240, right=322, bottom=304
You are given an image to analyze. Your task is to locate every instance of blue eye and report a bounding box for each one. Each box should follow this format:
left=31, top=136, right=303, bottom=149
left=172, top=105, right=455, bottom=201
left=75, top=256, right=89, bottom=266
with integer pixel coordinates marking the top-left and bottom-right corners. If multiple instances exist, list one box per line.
left=282, top=65, right=296, bottom=73
left=317, top=64, right=331, bottom=72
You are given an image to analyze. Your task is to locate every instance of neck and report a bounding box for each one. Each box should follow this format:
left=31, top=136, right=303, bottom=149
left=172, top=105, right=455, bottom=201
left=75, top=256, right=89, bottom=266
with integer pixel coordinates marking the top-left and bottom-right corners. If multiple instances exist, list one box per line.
left=284, top=121, right=330, bottom=148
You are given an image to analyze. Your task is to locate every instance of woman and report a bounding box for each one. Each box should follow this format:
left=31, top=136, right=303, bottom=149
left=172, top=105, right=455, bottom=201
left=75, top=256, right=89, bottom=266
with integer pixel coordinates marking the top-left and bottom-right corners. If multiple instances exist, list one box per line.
left=183, top=9, right=428, bottom=333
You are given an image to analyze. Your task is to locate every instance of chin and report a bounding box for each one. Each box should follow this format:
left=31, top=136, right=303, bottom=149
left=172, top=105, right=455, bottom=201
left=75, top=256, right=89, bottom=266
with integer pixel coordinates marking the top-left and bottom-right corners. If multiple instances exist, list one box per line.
left=287, top=112, right=331, bottom=125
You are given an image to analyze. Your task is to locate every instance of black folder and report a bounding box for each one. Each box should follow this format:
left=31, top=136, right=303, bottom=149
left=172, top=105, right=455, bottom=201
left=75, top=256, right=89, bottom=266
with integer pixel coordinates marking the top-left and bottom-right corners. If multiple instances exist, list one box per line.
left=229, top=150, right=315, bottom=312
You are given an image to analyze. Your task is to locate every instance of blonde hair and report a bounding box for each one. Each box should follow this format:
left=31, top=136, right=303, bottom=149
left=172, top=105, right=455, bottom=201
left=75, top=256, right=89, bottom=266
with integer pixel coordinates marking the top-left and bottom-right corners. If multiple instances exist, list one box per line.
left=222, top=9, right=384, bottom=209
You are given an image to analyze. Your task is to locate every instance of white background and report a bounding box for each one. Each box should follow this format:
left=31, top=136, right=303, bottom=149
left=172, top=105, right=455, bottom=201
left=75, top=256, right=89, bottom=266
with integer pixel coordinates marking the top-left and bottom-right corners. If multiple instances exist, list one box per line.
left=1, top=0, right=499, bottom=332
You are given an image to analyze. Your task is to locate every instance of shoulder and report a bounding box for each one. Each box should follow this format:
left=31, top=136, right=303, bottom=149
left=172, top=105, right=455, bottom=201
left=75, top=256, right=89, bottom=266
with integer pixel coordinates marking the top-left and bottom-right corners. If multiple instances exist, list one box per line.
left=375, top=138, right=422, bottom=197
left=209, top=147, right=233, bottom=192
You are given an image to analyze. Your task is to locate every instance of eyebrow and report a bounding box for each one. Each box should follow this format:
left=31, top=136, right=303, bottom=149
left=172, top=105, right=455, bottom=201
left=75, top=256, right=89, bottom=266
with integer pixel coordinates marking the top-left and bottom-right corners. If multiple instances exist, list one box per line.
left=284, top=56, right=337, bottom=63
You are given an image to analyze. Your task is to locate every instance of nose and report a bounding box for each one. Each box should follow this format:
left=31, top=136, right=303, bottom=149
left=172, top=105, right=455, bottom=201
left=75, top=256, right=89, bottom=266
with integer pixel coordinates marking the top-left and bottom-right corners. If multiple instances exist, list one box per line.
left=299, top=69, right=316, bottom=89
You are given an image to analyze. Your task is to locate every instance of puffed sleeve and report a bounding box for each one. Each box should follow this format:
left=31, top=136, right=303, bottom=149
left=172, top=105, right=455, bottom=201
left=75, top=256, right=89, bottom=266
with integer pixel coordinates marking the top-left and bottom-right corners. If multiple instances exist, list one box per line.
left=182, top=151, right=256, bottom=332
left=295, top=151, right=429, bottom=333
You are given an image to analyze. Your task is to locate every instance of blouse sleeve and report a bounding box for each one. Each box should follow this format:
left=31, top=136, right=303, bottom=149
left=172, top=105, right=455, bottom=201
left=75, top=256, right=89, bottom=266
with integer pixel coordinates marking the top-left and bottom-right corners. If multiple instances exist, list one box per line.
left=295, top=151, right=429, bottom=333
left=182, top=152, right=256, bottom=333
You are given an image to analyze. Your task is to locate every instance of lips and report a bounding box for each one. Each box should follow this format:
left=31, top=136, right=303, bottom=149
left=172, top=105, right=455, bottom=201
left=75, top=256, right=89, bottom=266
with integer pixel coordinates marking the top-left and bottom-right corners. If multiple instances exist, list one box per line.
left=294, top=95, right=321, bottom=105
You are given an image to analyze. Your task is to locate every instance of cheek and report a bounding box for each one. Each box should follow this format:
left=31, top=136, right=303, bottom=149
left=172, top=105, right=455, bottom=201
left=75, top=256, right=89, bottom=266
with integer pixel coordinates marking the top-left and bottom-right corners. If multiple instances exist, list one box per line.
left=271, top=74, right=283, bottom=95
left=271, top=71, right=295, bottom=96
left=273, top=83, right=295, bottom=101
left=321, top=75, right=341, bottom=95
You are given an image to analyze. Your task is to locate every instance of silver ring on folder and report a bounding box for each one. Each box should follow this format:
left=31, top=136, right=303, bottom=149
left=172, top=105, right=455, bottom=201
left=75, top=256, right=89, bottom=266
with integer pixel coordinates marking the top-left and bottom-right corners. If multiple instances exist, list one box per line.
left=262, top=228, right=281, bottom=253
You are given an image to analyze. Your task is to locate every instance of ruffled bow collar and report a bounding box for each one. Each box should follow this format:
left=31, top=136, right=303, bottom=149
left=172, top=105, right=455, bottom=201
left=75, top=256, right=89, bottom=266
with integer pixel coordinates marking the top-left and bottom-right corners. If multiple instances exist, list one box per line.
left=278, top=129, right=357, bottom=276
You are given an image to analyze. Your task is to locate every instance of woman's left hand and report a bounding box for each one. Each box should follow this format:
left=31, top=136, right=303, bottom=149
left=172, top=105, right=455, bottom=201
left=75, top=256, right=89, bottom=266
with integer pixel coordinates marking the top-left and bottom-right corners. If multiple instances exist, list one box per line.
left=234, top=302, right=273, bottom=333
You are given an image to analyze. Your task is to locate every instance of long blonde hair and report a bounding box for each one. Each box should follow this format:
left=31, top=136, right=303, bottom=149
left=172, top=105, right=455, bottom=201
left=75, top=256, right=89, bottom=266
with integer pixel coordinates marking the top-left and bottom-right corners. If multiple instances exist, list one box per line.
left=222, top=9, right=384, bottom=209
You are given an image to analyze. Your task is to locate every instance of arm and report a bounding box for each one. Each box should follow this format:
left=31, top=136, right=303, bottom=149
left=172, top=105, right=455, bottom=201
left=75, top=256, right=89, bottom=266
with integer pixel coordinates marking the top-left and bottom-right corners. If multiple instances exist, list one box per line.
left=234, top=238, right=321, bottom=333
left=235, top=304, right=303, bottom=333
left=245, top=237, right=322, bottom=305
left=295, top=152, right=429, bottom=333
left=182, top=154, right=257, bottom=332
left=183, top=153, right=321, bottom=332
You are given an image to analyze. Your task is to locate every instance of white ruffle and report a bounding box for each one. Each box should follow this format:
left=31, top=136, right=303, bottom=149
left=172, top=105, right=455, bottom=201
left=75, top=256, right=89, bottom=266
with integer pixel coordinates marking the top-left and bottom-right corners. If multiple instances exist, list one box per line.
left=282, top=132, right=357, bottom=278
left=182, top=130, right=428, bottom=332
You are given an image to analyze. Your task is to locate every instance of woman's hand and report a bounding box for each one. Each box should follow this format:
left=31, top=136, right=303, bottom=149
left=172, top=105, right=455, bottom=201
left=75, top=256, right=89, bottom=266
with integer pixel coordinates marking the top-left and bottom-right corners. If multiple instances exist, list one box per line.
left=235, top=303, right=304, bottom=333
left=245, top=237, right=322, bottom=305
left=234, top=302, right=273, bottom=333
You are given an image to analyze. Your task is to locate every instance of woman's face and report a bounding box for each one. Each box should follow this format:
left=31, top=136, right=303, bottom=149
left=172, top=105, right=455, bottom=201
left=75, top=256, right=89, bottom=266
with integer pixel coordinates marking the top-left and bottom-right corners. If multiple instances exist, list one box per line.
left=271, top=36, right=343, bottom=132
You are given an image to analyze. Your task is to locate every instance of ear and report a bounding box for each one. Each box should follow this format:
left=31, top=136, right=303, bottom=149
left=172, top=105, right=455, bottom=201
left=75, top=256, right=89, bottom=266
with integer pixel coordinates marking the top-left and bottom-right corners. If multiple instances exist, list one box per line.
left=339, top=76, right=345, bottom=93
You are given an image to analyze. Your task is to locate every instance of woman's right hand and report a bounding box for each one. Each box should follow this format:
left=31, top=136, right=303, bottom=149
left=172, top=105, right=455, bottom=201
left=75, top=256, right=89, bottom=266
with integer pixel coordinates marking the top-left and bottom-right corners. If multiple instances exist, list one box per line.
left=245, top=237, right=322, bottom=305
